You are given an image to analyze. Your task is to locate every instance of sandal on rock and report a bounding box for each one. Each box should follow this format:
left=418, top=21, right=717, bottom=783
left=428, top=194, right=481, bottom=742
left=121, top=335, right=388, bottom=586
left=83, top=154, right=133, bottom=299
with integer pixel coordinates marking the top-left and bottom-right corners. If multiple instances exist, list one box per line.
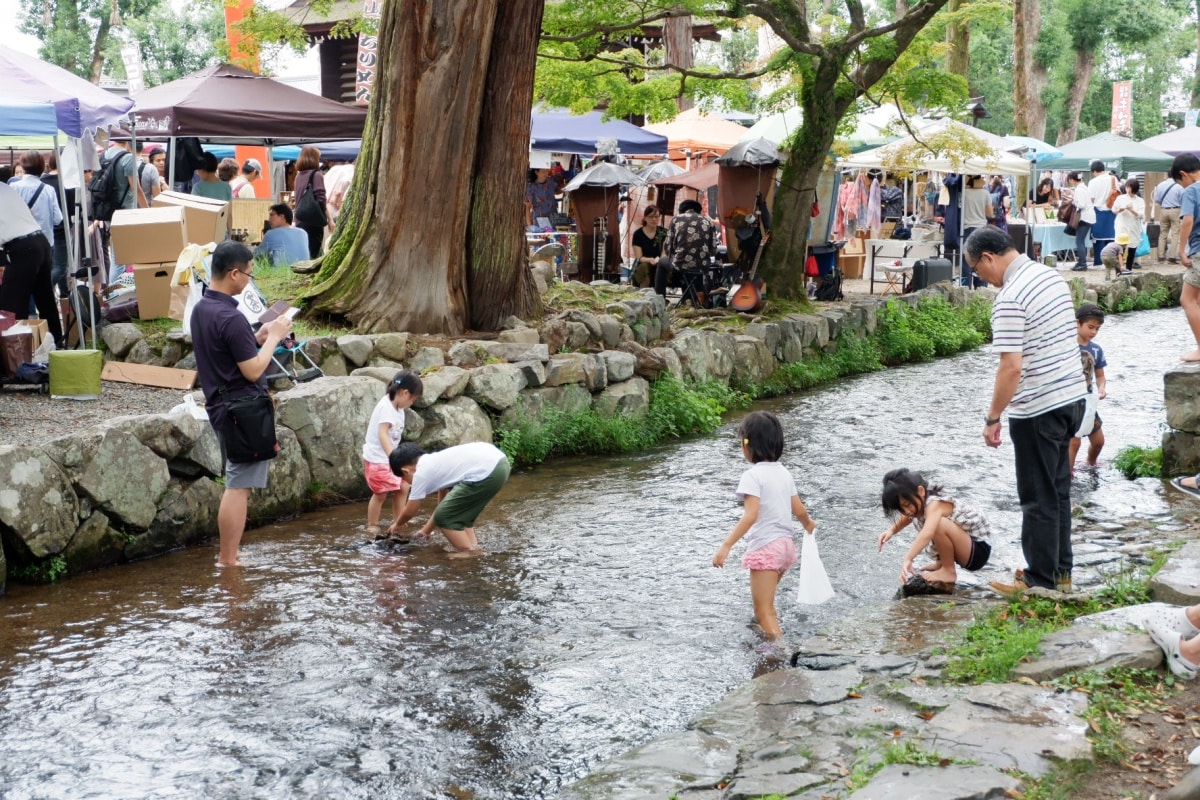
left=1170, top=477, right=1200, bottom=499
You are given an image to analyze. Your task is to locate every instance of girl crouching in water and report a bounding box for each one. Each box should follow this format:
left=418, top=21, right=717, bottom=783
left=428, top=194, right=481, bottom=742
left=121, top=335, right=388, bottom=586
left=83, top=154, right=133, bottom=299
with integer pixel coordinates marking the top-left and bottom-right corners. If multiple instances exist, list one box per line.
left=714, top=411, right=816, bottom=642
left=877, top=468, right=991, bottom=590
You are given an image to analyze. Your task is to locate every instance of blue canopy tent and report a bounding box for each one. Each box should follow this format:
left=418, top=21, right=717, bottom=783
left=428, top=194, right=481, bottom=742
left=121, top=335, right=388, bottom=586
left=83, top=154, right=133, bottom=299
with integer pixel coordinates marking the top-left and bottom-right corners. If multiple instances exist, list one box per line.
left=0, top=100, right=60, bottom=137
left=202, top=140, right=362, bottom=162
left=531, top=109, right=668, bottom=156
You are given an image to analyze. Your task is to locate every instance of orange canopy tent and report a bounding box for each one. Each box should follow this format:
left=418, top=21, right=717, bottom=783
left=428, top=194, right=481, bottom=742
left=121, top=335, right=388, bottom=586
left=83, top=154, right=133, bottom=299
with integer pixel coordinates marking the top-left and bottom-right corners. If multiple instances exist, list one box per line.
left=644, top=108, right=750, bottom=163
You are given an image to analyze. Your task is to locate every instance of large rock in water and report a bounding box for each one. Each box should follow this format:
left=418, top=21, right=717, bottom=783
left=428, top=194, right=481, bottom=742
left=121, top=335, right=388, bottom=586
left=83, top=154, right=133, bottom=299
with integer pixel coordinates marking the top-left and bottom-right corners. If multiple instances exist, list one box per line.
left=250, top=427, right=313, bottom=521
left=1165, top=364, right=1200, bottom=435
left=128, top=477, right=224, bottom=560
left=274, top=376, right=378, bottom=498
left=0, top=445, right=79, bottom=559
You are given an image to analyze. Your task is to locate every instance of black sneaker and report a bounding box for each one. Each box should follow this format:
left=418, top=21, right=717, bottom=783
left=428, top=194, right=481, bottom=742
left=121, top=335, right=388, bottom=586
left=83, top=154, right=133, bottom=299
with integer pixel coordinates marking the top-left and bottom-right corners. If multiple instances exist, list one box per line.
left=1070, top=264, right=1088, bottom=271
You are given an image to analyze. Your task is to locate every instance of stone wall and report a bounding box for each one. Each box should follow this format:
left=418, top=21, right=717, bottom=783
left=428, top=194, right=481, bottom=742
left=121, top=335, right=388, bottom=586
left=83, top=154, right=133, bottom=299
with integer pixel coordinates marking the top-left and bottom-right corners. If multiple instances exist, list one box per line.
left=0, top=272, right=1179, bottom=594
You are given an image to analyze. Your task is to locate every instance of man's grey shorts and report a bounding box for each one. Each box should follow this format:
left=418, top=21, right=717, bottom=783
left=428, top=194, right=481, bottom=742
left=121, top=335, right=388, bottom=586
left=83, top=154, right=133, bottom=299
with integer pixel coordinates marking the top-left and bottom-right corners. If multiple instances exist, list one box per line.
left=1185, top=262, right=1200, bottom=290
left=217, top=431, right=271, bottom=489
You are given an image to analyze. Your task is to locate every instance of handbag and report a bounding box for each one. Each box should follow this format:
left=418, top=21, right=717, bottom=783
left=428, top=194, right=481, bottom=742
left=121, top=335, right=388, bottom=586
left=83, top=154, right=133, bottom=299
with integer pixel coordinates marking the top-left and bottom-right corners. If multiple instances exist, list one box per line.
left=1106, top=177, right=1121, bottom=209
left=1136, top=231, right=1151, bottom=258
left=220, top=390, right=279, bottom=463
left=795, top=529, right=835, bottom=605
left=294, top=176, right=327, bottom=228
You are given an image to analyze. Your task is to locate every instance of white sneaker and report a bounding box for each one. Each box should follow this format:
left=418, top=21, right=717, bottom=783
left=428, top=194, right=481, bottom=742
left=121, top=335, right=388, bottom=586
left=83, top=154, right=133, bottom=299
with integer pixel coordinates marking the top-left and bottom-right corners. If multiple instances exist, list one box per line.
left=1142, top=604, right=1200, bottom=640
left=1145, top=617, right=1199, bottom=680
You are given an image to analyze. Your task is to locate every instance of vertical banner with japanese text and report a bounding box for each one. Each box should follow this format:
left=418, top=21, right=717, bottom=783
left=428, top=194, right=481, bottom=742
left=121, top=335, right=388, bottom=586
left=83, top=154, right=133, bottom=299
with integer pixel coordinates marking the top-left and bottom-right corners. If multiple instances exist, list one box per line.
left=1111, top=81, right=1133, bottom=137
left=355, top=0, right=383, bottom=105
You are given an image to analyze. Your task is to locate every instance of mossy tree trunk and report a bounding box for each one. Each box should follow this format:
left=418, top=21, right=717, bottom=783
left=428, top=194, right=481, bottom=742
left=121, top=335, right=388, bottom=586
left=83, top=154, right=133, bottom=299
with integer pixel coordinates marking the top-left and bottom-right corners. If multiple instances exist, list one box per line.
left=759, top=0, right=949, bottom=299
left=302, top=0, right=542, bottom=334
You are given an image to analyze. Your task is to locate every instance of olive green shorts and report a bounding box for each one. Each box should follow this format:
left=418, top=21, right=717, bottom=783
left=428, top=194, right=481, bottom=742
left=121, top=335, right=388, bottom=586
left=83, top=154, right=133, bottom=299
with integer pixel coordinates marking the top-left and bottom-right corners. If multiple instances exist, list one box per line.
left=432, top=458, right=511, bottom=530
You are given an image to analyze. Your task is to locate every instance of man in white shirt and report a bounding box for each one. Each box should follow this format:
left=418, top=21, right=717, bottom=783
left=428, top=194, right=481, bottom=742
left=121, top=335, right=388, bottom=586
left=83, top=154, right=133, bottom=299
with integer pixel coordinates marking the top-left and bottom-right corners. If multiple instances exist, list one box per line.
left=0, top=181, right=64, bottom=350
left=387, top=441, right=511, bottom=554
left=966, top=226, right=1086, bottom=596
left=1087, top=160, right=1119, bottom=211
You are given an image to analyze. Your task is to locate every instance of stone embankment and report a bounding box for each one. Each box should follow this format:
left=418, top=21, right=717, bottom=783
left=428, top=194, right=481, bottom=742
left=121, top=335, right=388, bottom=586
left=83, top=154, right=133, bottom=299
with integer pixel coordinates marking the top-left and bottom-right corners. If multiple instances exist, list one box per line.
left=0, top=269, right=1189, bottom=599
left=561, top=536, right=1200, bottom=800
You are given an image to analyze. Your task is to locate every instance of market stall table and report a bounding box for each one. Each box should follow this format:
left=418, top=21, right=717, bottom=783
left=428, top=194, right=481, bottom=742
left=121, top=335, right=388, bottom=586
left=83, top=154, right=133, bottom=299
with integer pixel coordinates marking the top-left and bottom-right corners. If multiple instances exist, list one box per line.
left=867, top=239, right=943, bottom=294
left=1031, top=222, right=1082, bottom=260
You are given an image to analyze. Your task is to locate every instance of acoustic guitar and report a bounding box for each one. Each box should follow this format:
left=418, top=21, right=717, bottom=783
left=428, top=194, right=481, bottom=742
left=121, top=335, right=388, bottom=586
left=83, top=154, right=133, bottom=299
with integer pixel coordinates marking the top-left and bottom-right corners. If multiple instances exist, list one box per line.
left=729, top=232, right=770, bottom=313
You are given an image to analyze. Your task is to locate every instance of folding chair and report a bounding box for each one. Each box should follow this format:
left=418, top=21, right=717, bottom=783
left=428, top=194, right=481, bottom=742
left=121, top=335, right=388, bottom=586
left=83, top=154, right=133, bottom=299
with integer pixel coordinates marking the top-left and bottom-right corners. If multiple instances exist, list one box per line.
left=676, top=268, right=709, bottom=308
left=881, top=263, right=913, bottom=296
left=267, top=337, right=323, bottom=383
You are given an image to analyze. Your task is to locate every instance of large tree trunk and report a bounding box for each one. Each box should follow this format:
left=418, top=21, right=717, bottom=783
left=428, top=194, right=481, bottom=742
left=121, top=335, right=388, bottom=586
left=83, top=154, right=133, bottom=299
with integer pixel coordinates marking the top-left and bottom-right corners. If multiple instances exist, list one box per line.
left=1193, top=0, right=1200, bottom=108
left=664, top=9, right=694, bottom=112
left=304, top=0, right=538, bottom=334
left=1057, top=48, right=1096, bottom=145
left=467, top=0, right=544, bottom=331
left=89, top=14, right=111, bottom=84
left=945, top=0, right=970, bottom=80
left=1012, top=0, right=1048, bottom=139
left=761, top=58, right=853, bottom=300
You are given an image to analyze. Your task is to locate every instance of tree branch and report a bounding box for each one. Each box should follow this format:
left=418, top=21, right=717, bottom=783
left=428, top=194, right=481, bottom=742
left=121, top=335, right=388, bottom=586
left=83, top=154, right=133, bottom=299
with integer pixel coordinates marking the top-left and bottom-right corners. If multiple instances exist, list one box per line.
left=845, top=0, right=867, bottom=32
left=741, top=1, right=821, bottom=55
left=539, top=8, right=678, bottom=43
left=843, top=0, right=945, bottom=49
left=537, top=49, right=775, bottom=81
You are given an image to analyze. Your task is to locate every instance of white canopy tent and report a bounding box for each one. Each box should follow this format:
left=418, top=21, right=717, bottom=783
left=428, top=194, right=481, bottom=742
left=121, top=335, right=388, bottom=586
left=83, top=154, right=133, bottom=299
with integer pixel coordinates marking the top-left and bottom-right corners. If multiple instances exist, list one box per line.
left=839, top=119, right=1032, bottom=176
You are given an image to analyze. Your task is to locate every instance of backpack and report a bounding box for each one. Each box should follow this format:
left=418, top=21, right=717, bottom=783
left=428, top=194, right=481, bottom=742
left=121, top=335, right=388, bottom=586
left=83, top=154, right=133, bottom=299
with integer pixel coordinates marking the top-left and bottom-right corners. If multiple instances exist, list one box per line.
left=814, top=266, right=844, bottom=301
left=88, top=150, right=131, bottom=222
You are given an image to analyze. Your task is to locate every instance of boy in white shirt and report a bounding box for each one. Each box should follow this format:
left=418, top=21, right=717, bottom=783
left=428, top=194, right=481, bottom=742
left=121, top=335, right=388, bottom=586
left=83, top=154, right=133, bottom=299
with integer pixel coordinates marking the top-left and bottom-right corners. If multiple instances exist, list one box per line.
left=387, top=441, right=511, bottom=555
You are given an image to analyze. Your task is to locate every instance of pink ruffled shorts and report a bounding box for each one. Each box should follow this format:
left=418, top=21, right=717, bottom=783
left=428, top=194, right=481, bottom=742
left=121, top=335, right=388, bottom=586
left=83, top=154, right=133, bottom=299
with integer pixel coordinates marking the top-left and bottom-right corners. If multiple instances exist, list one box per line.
left=364, top=460, right=406, bottom=495
left=742, top=536, right=798, bottom=574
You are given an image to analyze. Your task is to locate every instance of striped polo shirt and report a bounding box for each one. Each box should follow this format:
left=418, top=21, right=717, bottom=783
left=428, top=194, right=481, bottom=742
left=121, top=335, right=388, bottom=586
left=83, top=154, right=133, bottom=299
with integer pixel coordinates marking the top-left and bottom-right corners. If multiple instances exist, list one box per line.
left=990, top=256, right=1087, bottom=419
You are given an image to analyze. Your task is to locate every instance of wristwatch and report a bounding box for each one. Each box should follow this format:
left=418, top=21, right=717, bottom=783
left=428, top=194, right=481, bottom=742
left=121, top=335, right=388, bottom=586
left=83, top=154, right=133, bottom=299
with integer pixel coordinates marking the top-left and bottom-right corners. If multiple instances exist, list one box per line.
left=984, top=415, right=1001, bottom=425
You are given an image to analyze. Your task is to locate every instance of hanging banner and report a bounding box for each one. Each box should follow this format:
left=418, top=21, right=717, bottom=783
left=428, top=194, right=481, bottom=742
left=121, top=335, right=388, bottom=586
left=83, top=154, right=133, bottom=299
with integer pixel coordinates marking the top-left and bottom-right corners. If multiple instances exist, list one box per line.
left=1111, top=81, right=1133, bottom=137
left=117, top=30, right=146, bottom=96
left=354, top=0, right=383, bottom=105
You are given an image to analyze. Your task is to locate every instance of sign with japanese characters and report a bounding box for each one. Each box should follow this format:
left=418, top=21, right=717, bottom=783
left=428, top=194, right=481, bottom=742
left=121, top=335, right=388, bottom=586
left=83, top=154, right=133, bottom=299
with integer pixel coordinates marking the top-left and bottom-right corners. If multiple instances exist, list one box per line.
left=1111, top=81, right=1133, bottom=137
left=355, top=0, right=383, bottom=106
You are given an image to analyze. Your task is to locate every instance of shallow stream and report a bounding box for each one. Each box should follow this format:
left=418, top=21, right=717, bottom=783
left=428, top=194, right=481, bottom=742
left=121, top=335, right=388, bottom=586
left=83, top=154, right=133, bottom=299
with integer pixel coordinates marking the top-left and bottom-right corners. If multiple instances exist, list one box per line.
left=0, top=308, right=1192, bottom=799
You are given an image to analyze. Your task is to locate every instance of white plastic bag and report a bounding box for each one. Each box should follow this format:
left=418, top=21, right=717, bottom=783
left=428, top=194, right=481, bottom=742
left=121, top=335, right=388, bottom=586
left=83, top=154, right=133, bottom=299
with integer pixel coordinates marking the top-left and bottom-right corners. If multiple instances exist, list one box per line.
left=169, top=393, right=208, bottom=421
left=31, top=334, right=56, bottom=364
left=796, top=529, right=835, bottom=605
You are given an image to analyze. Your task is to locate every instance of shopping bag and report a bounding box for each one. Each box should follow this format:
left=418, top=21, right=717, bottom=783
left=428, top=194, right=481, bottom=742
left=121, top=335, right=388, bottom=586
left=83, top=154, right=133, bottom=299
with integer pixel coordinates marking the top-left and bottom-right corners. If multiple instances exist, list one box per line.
left=795, top=529, right=835, bottom=605
left=1136, top=231, right=1151, bottom=258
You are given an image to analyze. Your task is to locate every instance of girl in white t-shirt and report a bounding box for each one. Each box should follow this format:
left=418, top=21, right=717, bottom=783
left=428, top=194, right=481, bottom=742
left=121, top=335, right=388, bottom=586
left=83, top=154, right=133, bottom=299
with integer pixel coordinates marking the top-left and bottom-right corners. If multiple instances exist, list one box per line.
left=713, top=411, right=817, bottom=644
left=361, top=371, right=424, bottom=537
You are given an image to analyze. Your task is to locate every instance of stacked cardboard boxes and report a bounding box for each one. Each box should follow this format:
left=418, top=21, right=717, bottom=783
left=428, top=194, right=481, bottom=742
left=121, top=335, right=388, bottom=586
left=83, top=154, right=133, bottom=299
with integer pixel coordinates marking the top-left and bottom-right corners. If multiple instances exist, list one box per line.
left=840, top=232, right=867, bottom=279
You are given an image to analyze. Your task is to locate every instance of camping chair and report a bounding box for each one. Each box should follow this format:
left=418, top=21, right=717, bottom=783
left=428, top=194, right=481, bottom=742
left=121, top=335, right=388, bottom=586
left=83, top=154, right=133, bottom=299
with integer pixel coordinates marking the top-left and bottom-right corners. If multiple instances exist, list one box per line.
left=267, top=336, right=323, bottom=383
left=881, top=262, right=913, bottom=296
left=676, top=267, right=711, bottom=308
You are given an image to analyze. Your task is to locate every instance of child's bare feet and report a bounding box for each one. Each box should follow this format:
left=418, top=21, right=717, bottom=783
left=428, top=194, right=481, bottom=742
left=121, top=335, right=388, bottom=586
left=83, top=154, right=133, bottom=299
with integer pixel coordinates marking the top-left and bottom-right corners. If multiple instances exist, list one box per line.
left=920, top=566, right=958, bottom=584
left=1182, top=349, right=1200, bottom=362
left=919, top=561, right=941, bottom=573
left=447, top=548, right=484, bottom=559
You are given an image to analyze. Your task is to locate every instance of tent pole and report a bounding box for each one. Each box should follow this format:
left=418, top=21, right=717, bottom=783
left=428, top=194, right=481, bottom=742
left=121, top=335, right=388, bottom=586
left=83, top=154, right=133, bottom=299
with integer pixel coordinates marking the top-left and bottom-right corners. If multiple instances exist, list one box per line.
left=52, top=134, right=75, bottom=297
left=74, top=136, right=97, bottom=350
left=168, top=135, right=176, bottom=189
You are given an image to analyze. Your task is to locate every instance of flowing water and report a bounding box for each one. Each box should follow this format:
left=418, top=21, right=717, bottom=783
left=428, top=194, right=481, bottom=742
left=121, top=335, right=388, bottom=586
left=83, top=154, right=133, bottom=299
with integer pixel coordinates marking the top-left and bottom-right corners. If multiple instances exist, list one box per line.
left=0, top=308, right=1193, bottom=800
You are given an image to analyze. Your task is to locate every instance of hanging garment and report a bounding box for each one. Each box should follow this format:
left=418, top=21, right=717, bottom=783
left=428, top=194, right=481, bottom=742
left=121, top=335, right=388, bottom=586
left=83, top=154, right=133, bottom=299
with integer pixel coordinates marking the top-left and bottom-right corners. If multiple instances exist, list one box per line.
left=867, top=177, right=882, bottom=238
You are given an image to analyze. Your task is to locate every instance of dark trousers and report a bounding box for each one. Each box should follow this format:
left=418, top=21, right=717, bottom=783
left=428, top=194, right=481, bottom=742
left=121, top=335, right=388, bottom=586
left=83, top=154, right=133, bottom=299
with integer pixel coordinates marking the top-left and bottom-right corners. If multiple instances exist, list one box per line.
left=298, top=223, right=324, bottom=259
left=1008, top=400, right=1085, bottom=589
left=51, top=230, right=69, bottom=297
left=0, top=234, right=63, bottom=347
left=1074, top=221, right=1091, bottom=267
left=653, top=255, right=676, bottom=296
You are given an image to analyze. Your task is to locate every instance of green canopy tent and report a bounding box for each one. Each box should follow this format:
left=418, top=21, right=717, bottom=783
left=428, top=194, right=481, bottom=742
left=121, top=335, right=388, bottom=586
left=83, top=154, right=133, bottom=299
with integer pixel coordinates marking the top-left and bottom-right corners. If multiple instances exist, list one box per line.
left=1039, top=132, right=1174, bottom=174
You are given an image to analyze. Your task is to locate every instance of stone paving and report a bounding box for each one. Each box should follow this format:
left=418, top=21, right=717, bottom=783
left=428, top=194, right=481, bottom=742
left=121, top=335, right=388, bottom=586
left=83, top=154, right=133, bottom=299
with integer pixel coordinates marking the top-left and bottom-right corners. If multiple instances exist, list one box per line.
left=561, top=521, right=1200, bottom=800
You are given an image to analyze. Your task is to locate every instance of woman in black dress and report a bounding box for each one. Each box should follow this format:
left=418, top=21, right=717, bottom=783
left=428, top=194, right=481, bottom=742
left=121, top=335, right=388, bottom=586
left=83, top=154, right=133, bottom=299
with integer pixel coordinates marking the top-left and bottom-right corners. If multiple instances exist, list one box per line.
left=630, top=205, right=665, bottom=288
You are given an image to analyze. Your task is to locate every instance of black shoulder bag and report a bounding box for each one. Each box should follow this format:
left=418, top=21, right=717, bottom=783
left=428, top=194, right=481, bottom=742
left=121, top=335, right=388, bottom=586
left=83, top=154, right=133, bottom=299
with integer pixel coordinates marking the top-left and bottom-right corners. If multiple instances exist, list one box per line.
left=219, top=387, right=279, bottom=463
left=294, top=175, right=327, bottom=227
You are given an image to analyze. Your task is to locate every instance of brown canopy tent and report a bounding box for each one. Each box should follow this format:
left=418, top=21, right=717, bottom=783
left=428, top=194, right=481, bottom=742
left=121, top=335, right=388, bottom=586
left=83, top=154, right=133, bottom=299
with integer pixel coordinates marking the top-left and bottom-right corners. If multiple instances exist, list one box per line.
left=129, top=63, right=367, bottom=143
left=127, top=62, right=367, bottom=188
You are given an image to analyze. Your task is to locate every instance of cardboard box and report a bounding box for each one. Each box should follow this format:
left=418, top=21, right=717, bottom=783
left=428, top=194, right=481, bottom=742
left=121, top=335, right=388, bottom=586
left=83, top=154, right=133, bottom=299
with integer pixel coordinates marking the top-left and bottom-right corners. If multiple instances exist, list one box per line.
left=842, top=236, right=865, bottom=255
left=153, top=191, right=229, bottom=246
left=839, top=252, right=865, bottom=279
left=110, top=206, right=188, bottom=265
left=133, top=262, right=174, bottom=319
left=15, top=319, right=48, bottom=350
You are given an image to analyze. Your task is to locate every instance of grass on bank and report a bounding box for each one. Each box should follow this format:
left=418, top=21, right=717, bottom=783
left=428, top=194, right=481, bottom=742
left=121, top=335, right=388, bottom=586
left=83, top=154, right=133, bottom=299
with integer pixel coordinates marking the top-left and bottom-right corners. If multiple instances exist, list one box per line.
left=496, top=294, right=993, bottom=466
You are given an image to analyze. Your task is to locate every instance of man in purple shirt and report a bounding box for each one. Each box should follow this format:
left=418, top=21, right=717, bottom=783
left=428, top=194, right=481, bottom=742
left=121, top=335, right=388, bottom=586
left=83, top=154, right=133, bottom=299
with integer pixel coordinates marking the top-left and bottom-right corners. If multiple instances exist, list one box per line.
left=191, top=241, right=293, bottom=567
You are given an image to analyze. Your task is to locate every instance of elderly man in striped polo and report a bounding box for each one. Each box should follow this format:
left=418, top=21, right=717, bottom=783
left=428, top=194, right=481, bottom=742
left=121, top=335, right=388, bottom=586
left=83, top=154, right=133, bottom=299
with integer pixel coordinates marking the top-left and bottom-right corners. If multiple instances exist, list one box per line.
left=965, top=226, right=1087, bottom=596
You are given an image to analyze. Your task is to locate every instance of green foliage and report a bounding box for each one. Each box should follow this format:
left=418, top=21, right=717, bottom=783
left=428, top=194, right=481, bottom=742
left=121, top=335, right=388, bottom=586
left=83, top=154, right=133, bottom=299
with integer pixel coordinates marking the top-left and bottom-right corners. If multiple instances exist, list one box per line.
left=10, top=555, right=68, bottom=584
left=1052, top=668, right=1168, bottom=763
left=1112, top=445, right=1162, bottom=479
left=945, top=564, right=1160, bottom=683
left=495, top=374, right=742, bottom=467
left=875, top=297, right=984, bottom=365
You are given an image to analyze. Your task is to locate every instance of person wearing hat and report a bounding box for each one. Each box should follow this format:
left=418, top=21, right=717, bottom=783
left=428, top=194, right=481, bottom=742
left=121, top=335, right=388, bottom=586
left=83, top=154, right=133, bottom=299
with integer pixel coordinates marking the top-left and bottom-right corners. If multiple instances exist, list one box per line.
left=230, top=159, right=262, bottom=199
left=1100, top=233, right=1132, bottom=280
